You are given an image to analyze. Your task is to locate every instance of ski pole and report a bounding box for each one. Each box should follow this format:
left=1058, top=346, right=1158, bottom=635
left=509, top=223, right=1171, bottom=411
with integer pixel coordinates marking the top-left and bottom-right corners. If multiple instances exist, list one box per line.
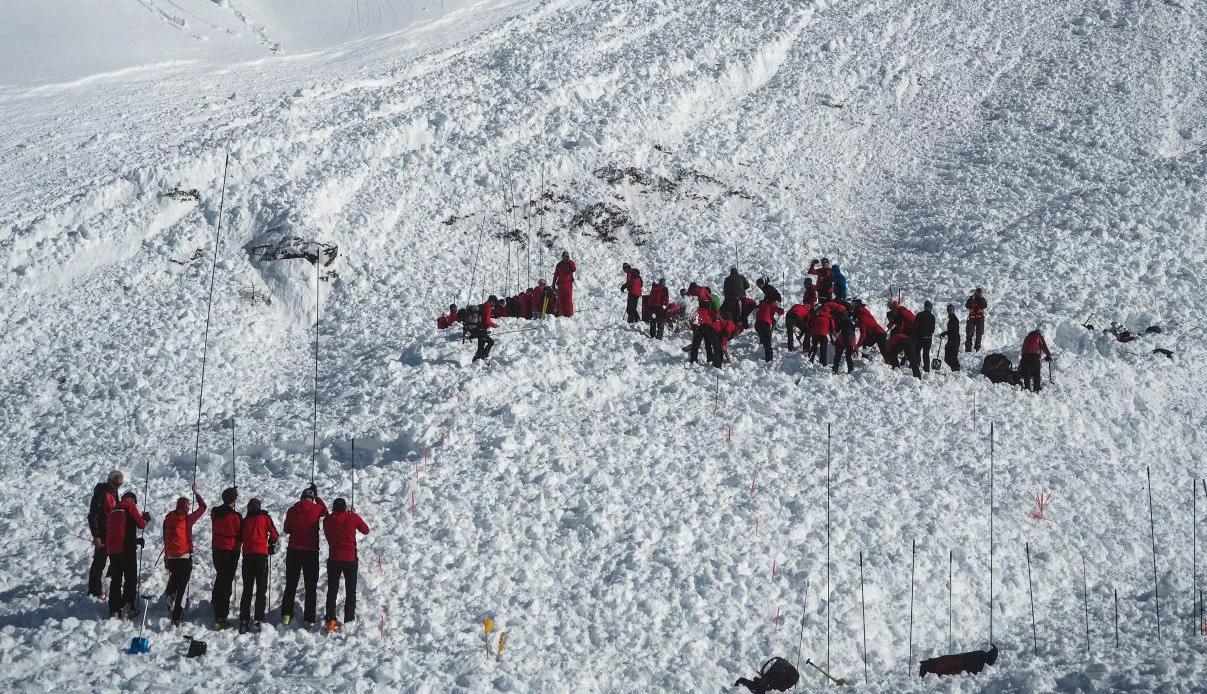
left=805, top=659, right=847, bottom=686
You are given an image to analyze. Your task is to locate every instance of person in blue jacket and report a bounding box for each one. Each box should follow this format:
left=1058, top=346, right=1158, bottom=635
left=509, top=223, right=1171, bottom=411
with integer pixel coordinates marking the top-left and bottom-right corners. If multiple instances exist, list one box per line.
left=831, top=264, right=849, bottom=300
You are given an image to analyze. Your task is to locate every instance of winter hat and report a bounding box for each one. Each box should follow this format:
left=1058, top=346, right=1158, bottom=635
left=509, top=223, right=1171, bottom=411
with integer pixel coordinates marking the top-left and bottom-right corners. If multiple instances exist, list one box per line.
left=946, top=303, right=956, bottom=312
left=924, top=300, right=933, bottom=310
left=332, top=498, right=348, bottom=513
left=301, top=487, right=317, bottom=501
left=247, top=498, right=262, bottom=514
left=121, top=491, right=137, bottom=502
left=221, top=487, right=238, bottom=505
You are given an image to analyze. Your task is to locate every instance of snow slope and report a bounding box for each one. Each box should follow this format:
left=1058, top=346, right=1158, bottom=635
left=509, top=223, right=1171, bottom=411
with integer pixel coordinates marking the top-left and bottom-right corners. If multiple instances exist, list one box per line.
left=2, top=0, right=1206, bottom=690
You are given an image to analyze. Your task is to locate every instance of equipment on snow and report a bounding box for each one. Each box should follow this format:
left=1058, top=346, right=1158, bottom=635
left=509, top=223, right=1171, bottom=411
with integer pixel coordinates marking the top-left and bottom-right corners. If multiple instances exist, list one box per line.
left=804, top=659, right=846, bottom=686
left=932, top=335, right=945, bottom=371
left=733, top=657, right=800, bottom=693
left=128, top=594, right=155, bottom=655
left=184, top=636, right=207, bottom=658
left=918, top=643, right=998, bottom=677
left=979, top=353, right=1019, bottom=385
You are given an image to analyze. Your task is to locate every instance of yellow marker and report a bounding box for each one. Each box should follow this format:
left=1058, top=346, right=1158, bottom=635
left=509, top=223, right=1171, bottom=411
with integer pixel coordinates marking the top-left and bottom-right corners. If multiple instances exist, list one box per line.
left=496, top=631, right=506, bottom=662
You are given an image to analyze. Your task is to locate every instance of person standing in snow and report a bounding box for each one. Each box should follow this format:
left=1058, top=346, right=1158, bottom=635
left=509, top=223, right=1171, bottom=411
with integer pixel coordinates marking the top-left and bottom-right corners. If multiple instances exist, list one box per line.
left=809, top=259, right=835, bottom=302
left=689, top=303, right=721, bottom=367
left=238, top=498, right=279, bottom=633
left=87, top=470, right=123, bottom=598
left=809, top=301, right=835, bottom=364
left=682, top=282, right=713, bottom=309
left=106, top=491, right=150, bottom=618
left=941, top=304, right=961, bottom=371
left=965, top=287, right=987, bottom=353
left=323, top=498, right=370, bottom=632
left=754, top=298, right=784, bottom=362
left=801, top=278, right=818, bottom=306
left=646, top=278, right=669, bottom=340
left=161, top=484, right=206, bottom=625
left=915, top=301, right=937, bottom=373
left=888, top=299, right=916, bottom=337
left=785, top=299, right=810, bottom=352
left=1019, top=329, right=1052, bottom=393
left=281, top=483, right=328, bottom=628
left=722, top=267, right=750, bottom=321
left=553, top=251, right=577, bottom=317
left=832, top=312, right=858, bottom=374
left=471, top=297, right=499, bottom=362
left=621, top=264, right=643, bottom=323
left=755, top=277, right=782, bottom=305
left=831, top=264, right=849, bottom=301
left=210, top=487, right=242, bottom=630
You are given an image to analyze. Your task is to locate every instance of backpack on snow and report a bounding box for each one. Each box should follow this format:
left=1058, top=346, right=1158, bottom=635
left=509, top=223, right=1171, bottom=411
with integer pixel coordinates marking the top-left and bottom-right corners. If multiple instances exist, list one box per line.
left=980, top=353, right=1018, bottom=385
left=734, top=657, right=799, bottom=693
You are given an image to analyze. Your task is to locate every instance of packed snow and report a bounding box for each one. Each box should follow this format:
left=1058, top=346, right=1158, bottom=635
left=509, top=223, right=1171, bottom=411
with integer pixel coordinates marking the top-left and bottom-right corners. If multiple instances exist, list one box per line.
left=1, top=0, right=1206, bottom=690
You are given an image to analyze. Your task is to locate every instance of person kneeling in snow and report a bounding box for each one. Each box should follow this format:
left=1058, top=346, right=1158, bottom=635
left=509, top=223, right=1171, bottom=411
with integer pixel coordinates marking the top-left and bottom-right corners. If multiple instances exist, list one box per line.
left=886, top=333, right=922, bottom=379
left=106, top=491, right=150, bottom=618
left=1019, top=329, right=1051, bottom=393
left=323, top=498, right=370, bottom=632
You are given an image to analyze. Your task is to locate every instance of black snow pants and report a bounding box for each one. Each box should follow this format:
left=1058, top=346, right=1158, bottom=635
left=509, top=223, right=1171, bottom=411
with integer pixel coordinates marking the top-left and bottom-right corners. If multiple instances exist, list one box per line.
left=755, top=322, right=773, bottom=362
left=325, top=560, right=359, bottom=623
left=281, top=549, right=320, bottom=623
left=239, top=554, right=269, bottom=624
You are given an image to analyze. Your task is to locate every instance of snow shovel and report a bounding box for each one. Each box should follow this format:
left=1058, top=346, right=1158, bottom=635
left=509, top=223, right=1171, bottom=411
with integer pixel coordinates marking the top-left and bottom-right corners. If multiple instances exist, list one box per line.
left=931, top=335, right=945, bottom=372
left=805, top=659, right=847, bottom=686
left=128, top=594, right=154, bottom=654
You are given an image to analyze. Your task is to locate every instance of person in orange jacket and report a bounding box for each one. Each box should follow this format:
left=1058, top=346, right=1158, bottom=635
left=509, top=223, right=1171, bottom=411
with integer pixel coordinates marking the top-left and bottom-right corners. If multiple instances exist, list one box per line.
left=553, top=251, right=577, bottom=317
left=106, top=491, right=150, bottom=618
left=162, top=484, right=206, bottom=625
left=210, top=487, right=242, bottom=630
left=238, top=498, right=279, bottom=632
left=323, top=498, right=370, bottom=631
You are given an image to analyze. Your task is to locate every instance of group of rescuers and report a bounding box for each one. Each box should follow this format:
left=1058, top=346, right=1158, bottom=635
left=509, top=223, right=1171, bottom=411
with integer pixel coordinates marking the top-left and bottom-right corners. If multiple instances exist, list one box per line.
left=87, top=473, right=369, bottom=634
left=440, top=252, right=1052, bottom=393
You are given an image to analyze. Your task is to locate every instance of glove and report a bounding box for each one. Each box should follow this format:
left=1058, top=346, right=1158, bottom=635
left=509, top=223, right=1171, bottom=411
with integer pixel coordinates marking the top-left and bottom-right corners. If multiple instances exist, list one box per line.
left=1045, top=355, right=1052, bottom=362
left=143, top=512, right=152, bottom=522
left=135, top=537, right=145, bottom=549
left=306, top=482, right=318, bottom=496
left=268, top=542, right=278, bottom=556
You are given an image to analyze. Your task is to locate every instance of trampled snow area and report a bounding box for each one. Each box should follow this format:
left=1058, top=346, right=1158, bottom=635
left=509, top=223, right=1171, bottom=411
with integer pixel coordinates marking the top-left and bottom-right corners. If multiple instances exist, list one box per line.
left=2, top=0, right=1207, bottom=690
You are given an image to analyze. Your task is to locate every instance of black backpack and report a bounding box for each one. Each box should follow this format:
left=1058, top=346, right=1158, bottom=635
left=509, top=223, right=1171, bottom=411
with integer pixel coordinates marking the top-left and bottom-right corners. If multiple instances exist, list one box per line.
left=980, top=353, right=1018, bottom=385
left=457, top=305, right=482, bottom=330
left=759, top=658, right=799, bottom=691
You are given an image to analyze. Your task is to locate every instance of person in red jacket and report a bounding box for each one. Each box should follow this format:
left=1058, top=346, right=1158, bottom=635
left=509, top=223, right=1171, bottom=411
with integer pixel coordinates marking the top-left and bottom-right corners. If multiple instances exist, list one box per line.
left=888, top=300, right=917, bottom=336
left=162, top=484, right=206, bottom=625
left=809, top=259, right=834, bottom=301
left=802, top=278, right=818, bottom=306
left=106, top=491, right=150, bottom=618
left=833, top=313, right=859, bottom=374
left=87, top=469, right=123, bottom=598
left=281, top=483, right=328, bottom=627
left=1020, top=329, right=1052, bottom=392
left=238, top=498, right=279, bottom=632
left=852, top=300, right=888, bottom=359
left=715, top=317, right=740, bottom=364
left=886, top=333, right=922, bottom=379
left=809, top=302, right=835, bottom=364
left=553, top=251, right=577, bottom=317
left=210, top=487, right=242, bottom=630
left=754, top=299, right=784, bottom=362
left=689, top=304, right=721, bottom=367
left=785, top=301, right=810, bottom=352
left=647, top=278, right=670, bottom=340
left=435, top=304, right=458, bottom=330
left=471, top=297, right=499, bottom=362
left=682, top=282, right=713, bottom=308
left=323, top=498, right=370, bottom=631
left=621, top=263, right=643, bottom=323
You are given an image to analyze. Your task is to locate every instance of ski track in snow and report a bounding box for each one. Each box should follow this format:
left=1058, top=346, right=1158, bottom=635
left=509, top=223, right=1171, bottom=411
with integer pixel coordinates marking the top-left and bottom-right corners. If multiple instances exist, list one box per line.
left=1, top=0, right=1207, bottom=690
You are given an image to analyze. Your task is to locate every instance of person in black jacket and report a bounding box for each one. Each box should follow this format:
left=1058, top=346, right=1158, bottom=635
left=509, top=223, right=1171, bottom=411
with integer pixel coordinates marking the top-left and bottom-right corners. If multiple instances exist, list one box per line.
left=915, top=301, right=937, bottom=372
left=87, top=470, right=123, bottom=598
left=755, top=277, right=782, bottom=305
left=941, top=304, right=961, bottom=371
left=721, top=267, right=749, bottom=322
left=964, top=287, right=987, bottom=352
